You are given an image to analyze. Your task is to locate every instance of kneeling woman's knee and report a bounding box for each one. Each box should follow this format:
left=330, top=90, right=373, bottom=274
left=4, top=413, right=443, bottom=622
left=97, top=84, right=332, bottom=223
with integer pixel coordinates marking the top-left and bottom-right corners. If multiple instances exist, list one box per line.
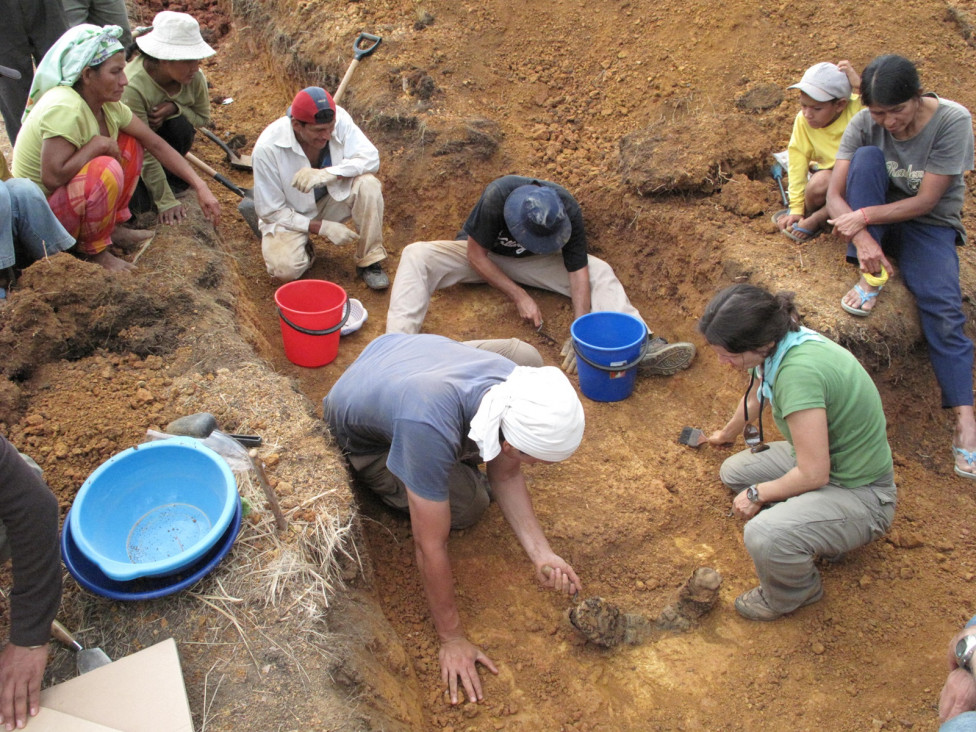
left=742, top=520, right=770, bottom=559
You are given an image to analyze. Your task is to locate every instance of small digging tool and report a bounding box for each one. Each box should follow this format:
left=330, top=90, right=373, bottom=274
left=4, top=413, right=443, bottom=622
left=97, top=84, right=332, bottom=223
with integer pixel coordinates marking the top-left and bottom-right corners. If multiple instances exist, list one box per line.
left=771, top=161, right=789, bottom=207
left=51, top=620, right=112, bottom=675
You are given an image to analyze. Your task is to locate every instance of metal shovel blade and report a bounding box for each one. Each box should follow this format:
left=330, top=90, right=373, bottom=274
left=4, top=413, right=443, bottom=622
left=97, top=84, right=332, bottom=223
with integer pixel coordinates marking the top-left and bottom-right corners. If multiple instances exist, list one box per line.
left=237, top=198, right=261, bottom=239
left=77, top=647, right=112, bottom=674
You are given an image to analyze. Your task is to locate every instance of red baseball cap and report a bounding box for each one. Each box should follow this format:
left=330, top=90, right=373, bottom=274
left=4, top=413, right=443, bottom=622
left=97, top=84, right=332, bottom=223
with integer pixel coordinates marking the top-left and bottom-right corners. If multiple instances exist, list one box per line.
left=288, top=86, right=336, bottom=124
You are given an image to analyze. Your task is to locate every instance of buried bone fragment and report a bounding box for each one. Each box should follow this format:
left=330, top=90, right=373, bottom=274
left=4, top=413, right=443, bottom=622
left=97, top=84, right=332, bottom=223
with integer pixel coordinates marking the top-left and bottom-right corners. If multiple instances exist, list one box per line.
left=568, top=566, right=722, bottom=647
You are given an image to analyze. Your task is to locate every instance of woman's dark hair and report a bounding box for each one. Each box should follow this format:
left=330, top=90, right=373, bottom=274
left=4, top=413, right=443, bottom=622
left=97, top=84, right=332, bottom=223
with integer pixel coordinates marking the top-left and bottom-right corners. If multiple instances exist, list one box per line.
left=697, top=284, right=800, bottom=354
left=861, top=54, right=921, bottom=107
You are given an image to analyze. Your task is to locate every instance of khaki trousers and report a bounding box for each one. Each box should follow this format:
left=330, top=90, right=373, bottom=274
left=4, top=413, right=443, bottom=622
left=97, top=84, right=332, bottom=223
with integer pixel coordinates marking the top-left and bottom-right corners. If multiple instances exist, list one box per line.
left=344, top=338, right=542, bottom=529
left=261, top=174, right=386, bottom=281
left=385, top=239, right=646, bottom=334
left=720, top=441, right=896, bottom=613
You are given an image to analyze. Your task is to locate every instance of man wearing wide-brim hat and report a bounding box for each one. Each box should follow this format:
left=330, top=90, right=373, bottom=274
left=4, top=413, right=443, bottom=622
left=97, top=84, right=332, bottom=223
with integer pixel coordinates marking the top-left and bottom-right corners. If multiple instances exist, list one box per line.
left=386, top=174, right=697, bottom=376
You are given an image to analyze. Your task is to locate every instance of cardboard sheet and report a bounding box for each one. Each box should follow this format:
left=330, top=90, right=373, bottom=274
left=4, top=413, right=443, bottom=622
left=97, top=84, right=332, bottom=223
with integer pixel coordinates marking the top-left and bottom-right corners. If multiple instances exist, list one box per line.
left=40, top=638, right=193, bottom=731
left=24, top=707, right=122, bottom=731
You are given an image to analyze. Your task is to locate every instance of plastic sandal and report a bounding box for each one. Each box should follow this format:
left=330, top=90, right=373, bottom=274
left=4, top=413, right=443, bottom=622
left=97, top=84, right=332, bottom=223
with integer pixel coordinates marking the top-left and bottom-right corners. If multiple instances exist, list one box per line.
left=953, top=446, right=976, bottom=479
left=840, top=283, right=882, bottom=317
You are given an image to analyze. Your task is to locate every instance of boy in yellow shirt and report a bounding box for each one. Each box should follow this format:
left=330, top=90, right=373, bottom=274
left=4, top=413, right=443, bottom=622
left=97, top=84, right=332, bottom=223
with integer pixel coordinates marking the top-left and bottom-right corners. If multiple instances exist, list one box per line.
left=774, top=61, right=861, bottom=242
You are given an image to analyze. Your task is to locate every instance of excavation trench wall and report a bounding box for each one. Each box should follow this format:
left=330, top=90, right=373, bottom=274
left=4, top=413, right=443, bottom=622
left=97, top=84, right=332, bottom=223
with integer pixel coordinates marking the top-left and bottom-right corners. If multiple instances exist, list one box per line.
left=5, top=0, right=976, bottom=728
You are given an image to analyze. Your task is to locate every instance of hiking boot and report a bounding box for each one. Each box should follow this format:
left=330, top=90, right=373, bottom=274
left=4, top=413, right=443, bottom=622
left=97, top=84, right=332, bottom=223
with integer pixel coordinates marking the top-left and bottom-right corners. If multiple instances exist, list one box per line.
left=734, top=586, right=822, bottom=622
left=639, top=336, right=695, bottom=376
left=357, top=262, right=389, bottom=290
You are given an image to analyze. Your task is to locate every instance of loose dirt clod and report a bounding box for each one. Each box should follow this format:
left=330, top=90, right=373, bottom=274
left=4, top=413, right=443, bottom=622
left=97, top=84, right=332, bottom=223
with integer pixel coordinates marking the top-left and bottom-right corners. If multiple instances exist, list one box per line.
left=568, top=567, right=722, bottom=647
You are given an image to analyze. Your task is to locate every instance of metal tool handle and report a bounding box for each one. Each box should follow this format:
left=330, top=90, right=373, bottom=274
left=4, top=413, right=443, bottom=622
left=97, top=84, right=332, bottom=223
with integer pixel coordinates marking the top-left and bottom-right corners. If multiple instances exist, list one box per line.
left=51, top=619, right=83, bottom=651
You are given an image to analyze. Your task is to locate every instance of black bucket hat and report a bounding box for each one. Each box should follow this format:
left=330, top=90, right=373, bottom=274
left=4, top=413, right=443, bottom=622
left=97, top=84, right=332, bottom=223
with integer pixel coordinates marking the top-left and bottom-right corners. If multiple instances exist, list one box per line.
left=503, top=183, right=571, bottom=254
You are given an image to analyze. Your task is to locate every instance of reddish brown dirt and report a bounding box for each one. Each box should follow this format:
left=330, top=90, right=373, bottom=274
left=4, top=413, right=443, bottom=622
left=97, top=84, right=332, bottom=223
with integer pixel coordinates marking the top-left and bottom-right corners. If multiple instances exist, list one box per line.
left=4, top=0, right=976, bottom=729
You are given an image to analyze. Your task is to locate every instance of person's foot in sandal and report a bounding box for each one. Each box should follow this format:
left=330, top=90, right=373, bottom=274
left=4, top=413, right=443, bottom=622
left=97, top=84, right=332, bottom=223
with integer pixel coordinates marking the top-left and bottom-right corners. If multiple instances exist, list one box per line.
left=772, top=208, right=826, bottom=243
left=840, top=276, right=882, bottom=317
left=953, top=419, right=976, bottom=479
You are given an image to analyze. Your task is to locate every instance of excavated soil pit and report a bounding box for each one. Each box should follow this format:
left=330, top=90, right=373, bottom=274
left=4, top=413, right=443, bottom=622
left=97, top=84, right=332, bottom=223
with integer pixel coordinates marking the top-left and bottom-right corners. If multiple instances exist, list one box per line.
left=3, top=0, right=976, bottom=729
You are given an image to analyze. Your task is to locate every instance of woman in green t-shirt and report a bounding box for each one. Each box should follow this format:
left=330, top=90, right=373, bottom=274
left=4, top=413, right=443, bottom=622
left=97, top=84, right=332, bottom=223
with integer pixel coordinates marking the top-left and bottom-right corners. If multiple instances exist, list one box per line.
left=11, top=24, right=220, bottom=272
left=698, top=284, right=896, bottom=621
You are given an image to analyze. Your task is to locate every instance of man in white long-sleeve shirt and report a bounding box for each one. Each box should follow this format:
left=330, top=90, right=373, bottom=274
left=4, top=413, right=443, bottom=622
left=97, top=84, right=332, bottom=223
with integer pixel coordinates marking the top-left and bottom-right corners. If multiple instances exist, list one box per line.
left=252, top=86, right=389, bottom=289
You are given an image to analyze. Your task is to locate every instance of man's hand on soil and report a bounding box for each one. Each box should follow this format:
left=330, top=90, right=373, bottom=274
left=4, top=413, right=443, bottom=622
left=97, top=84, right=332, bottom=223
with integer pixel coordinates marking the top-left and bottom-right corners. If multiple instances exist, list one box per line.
left=0, top=643, right=48, bottom=730
left=291, top=168, right=338, bottom=193
left=439, top=637, right=497, bottom=705
left=539, top=557, right=581, bottom=596
left=317, top=221, right=359, bottom=246
left=514, top=292, right=542, bottom=328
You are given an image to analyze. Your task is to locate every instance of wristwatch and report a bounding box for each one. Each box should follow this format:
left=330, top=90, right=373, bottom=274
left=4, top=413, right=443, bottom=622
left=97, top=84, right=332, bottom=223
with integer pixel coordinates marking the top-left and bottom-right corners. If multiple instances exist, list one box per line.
left=746, top=484, right=762, bottom=504
left=956, top=634, right=976, bottom=671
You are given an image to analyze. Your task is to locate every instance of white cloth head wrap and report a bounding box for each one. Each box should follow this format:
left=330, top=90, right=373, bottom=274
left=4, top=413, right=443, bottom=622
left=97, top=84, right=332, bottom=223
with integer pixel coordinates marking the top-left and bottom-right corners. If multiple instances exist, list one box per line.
left=468, top=366, right=585, bottom=462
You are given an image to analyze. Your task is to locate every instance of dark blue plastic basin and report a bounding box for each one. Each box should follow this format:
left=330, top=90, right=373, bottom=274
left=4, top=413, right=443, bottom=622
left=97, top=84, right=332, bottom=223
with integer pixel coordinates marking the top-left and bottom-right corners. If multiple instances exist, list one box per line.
left=62, top=497, right=241, bottom=601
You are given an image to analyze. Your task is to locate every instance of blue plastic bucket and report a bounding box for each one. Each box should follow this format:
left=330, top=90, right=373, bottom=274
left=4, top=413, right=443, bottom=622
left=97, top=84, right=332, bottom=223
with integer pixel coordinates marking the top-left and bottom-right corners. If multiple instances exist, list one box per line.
left=571, top=312, right=648, bottom=402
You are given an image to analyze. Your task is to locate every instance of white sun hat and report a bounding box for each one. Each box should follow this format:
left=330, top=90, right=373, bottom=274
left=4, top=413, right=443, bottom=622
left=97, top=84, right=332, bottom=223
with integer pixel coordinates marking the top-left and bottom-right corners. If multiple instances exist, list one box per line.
left=136, top=11, right=216, bottom=61
left=340, top=298, right=368, bottom=336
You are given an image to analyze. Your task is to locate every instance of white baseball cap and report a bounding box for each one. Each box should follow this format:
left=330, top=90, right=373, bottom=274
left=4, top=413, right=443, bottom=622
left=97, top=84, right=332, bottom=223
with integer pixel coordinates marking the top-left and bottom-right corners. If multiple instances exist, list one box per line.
left=788, top=62, right=851, bottom=102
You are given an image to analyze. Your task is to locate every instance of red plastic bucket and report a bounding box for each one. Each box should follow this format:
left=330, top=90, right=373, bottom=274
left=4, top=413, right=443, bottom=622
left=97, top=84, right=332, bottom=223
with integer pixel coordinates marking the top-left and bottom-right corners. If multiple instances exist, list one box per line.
left=274, top=280, right=349, bottom=367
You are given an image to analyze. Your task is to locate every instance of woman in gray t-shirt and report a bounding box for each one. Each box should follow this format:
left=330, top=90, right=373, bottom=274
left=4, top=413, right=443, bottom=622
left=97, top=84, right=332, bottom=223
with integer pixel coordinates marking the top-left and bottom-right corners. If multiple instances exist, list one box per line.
left=826, top=53, right=976, bottom=481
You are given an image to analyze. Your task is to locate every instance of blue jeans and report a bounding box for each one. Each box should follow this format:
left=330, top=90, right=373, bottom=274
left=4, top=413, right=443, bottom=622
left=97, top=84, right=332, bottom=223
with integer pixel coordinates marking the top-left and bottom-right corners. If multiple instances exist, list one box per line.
left=0, top=178, right=75, bottom=270
left=845, top=146, right=974, bottom=408
left=940, top=711, right=976, bottom=731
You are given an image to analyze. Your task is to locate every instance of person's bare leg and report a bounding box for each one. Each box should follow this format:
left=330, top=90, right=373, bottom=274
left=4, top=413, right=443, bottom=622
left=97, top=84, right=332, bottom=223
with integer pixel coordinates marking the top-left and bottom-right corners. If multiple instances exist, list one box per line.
left=953, top=405, right=976, bottom=476
left=111, top=226, right=155, bottom=248
left=88, top=249, right=136, bottom=272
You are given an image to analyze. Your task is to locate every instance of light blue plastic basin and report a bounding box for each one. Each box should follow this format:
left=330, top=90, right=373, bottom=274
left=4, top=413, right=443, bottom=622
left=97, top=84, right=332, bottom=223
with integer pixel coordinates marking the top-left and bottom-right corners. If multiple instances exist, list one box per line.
left=68, top=437, right=238, bottom=581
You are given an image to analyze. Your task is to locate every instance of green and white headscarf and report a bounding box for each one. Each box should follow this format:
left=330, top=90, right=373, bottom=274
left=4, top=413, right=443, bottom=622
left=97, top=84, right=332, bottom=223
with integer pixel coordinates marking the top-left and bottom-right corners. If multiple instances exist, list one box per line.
left=22, top=24, right=125, bottom=122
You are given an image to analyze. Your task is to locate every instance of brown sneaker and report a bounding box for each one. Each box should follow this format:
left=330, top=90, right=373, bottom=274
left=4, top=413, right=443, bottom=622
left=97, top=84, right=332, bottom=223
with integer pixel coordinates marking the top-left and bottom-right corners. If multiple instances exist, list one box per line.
left=734, top=586, right=822, bottom=621
left=639, top=337, right=695, bottom=376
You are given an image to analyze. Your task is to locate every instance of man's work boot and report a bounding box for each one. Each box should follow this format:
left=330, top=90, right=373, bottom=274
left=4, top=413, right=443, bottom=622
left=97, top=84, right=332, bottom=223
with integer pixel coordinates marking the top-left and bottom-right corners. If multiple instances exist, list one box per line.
left=357, top=262, right=390, bottom=290
left=639, top=336, right=695, bottom=376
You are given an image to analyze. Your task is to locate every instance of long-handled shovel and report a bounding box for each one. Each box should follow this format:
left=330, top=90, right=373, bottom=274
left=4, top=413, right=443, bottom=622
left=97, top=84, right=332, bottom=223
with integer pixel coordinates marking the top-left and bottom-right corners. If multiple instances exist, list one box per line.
left=333, top=33, right=382, bottom=104
left=199, top=128, right=252, bottom=171
left=186, top=152, right=261, bottom=237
